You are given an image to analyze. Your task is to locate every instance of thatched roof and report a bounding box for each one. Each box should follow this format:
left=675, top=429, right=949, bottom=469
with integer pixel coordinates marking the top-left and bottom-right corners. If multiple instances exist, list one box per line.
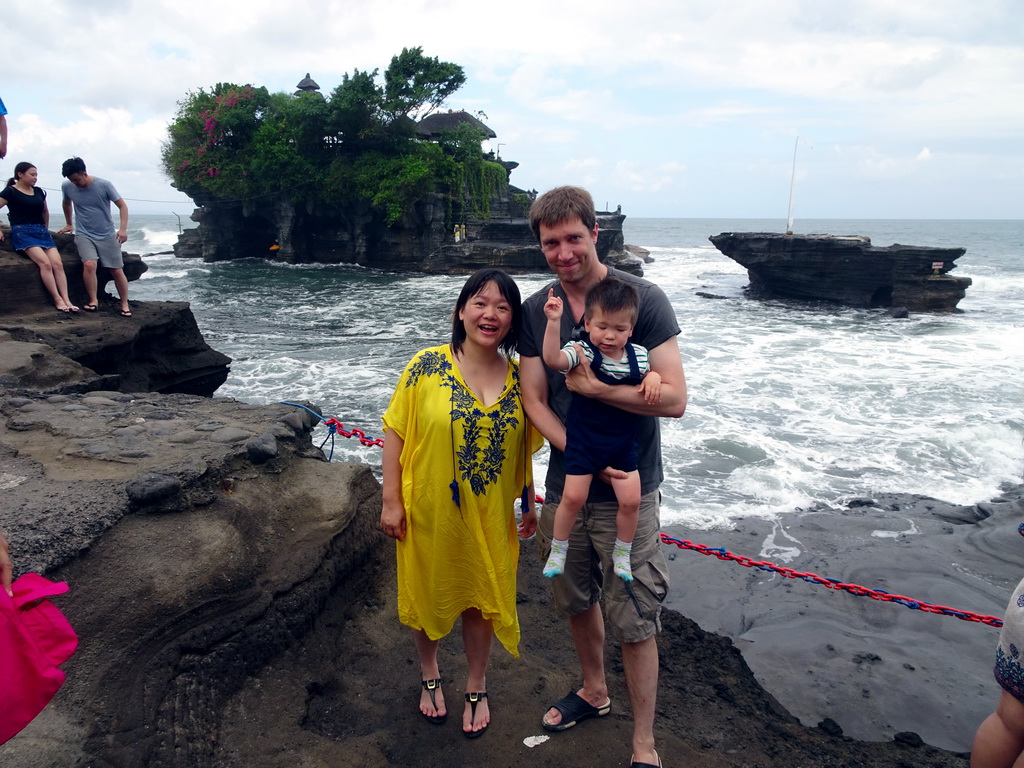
left=416, top=110, right=496, bottom=140
left=295, top=73, right=320, bottom=93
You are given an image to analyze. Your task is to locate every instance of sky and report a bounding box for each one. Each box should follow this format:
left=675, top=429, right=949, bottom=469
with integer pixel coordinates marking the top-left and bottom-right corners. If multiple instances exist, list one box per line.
left=5, top=0, right=1023, bottom=220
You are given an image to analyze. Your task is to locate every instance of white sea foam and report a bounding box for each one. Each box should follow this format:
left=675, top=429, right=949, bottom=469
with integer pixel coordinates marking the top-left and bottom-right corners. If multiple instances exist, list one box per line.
left=126, top=216, right=1024, bottom=529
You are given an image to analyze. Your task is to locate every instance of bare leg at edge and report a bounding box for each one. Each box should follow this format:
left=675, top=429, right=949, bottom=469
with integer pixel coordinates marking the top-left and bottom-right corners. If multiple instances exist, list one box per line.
left=971, top=690, right=1024, bottom=768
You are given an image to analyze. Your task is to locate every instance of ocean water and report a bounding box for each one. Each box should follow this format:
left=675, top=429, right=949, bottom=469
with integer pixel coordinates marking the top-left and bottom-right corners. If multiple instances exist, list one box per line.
left=126, top=214, right=1024, bottom=529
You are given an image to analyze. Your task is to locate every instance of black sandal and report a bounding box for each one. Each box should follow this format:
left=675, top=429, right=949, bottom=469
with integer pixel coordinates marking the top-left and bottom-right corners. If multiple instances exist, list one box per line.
left=464, top=691, right=488, bottom=739
left=420, top=678, right=447, bottom=724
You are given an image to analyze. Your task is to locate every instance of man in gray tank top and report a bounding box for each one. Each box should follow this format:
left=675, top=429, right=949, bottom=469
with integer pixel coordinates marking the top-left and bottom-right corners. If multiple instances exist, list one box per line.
left=57, top=157, right=131, bottom=317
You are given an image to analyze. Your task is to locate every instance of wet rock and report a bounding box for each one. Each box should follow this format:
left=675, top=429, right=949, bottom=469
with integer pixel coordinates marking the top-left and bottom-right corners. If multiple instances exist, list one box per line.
left=246, top=433, right=279, bottom=464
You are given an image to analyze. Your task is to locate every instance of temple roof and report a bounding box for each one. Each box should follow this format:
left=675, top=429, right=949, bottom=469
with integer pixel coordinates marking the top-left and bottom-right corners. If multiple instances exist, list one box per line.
left=295, top=73, right=320, bottom=93
left=416, top=110, right=496, bottom=140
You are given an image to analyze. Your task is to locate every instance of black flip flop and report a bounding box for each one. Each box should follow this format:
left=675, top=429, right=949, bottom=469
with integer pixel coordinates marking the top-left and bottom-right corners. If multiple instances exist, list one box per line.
left=464, top=691, right=488, bottom=738
left=420, top=678, right=447, bottom=724
left=630, top=752, right=662, bottom=768
left=542, top=690, right=611, bottom=732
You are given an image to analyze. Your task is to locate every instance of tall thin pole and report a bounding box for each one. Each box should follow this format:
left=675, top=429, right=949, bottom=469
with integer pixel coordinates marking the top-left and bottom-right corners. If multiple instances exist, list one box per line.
left=785, top=136, right=798, bottom=235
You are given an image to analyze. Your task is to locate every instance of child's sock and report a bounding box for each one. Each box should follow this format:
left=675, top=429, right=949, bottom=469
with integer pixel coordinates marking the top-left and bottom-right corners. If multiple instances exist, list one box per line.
left=544, top=538, right=569, bottom=578
left=613, top=538, right=634, bottom=582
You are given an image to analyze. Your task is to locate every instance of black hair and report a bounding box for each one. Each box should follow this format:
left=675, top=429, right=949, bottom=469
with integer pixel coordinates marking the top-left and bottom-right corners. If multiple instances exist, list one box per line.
left=7, top=161, right=35, bottom=188
left=585, top=276, right=639, bottom=325
left=61, top=157, right=87, bottom=178
left=451, top=268, right=522, bottom=357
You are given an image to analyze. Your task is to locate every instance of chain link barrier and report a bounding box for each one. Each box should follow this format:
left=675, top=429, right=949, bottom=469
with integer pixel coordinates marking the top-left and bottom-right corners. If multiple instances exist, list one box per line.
left=283, top=405, right=1005, bottom=629
left=660, top=533, right=1004, bottom=628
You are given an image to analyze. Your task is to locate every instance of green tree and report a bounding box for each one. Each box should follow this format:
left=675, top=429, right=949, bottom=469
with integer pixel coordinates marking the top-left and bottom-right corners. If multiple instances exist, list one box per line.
left=161, top=50, right=488, bottom=226
left=383, top=46, right=466, bottom=122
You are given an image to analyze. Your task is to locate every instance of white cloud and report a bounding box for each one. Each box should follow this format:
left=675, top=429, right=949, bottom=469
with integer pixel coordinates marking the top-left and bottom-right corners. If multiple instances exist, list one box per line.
left=2, top=0, right=1022, bottom=217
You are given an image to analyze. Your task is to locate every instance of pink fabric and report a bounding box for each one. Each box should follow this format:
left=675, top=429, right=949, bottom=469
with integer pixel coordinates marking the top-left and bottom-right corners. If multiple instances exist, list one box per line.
left=0, top=573, right=78, bottom=745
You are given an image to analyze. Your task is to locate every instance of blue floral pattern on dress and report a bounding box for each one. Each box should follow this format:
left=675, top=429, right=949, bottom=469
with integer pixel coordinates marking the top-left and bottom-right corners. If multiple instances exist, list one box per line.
left=405, top=350, right=521, bottom=499
left=996, top=646, right=1024, bottom=703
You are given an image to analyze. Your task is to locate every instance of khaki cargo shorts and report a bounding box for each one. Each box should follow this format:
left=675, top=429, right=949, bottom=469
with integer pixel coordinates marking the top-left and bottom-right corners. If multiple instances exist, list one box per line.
left=536, top=490, right=669, bottom=643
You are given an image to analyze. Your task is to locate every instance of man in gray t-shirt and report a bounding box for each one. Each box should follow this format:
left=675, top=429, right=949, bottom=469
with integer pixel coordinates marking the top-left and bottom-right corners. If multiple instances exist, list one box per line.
left=520, top=186, right=686, bottom=768
left=57, top=157, right=132, bottom=317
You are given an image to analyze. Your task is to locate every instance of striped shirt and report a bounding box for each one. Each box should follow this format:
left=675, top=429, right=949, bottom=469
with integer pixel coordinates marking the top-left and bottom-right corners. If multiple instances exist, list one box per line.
left=559, top=341, right=651, bottom=380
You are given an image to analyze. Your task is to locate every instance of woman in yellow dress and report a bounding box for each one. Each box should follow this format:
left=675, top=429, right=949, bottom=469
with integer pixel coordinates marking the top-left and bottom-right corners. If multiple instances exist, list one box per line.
left=380, top=268, right=540, bottom=739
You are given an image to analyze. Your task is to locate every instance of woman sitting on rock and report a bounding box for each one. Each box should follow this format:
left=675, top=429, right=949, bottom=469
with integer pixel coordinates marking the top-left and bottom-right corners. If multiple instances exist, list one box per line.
left=0, top=162, right=78, bottom=312
left=379, top=267, right=540, bottom=738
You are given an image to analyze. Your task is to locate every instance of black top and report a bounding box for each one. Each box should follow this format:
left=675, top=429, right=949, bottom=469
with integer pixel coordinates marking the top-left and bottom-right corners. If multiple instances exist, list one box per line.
left=1, top=185, right=47, bottom=227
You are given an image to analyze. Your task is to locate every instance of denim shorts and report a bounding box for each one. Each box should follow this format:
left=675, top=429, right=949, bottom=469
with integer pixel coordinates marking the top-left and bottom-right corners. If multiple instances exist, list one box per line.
left=536, top=489, right=669, bottom=643
left=11, top=223, right=56, bottom=252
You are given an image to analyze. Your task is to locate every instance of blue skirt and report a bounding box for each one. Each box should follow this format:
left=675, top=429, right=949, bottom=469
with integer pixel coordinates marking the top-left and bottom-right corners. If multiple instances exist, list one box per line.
left=11, top=223, right=56, bottom=252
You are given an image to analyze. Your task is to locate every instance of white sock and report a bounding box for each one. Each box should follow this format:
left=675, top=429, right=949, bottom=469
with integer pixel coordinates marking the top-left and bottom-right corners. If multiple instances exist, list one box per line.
left=613, top=538, right=634, bottom=582
left=544, top=538, right=569, bottom=578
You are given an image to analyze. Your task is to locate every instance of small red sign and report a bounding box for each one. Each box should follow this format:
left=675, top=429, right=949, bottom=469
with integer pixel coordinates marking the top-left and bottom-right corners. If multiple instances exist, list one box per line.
left=932, top=262, right=944, bottom=270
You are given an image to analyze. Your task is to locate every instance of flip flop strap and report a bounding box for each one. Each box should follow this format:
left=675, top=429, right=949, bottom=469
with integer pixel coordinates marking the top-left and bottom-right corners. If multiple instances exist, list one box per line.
left=422, top=678, right=442, bottom=709
left=465, top=691, right=487, bottom=721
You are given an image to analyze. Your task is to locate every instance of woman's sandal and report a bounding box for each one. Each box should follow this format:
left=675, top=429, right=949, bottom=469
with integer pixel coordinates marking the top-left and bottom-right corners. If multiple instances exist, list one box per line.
left=464, top=691, right=488, bottom=739
left=420, top=678, right=447, bottom=724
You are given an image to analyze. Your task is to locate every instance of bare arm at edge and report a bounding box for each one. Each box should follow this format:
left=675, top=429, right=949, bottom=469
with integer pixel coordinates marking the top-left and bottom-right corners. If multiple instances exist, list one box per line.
left=563, top=336, right=687, bottom=418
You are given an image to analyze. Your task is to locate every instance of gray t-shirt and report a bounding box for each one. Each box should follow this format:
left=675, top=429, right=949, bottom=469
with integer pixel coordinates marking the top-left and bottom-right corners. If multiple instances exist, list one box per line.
left=61, top=177, right=121, bottom=240
left=519, top=267, right=681, bottom=503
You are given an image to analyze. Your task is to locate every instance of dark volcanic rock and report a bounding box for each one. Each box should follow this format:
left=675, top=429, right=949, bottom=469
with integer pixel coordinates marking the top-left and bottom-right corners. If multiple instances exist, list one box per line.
left=173, top=190, right=644, bottom=275
left=1, top=231, right=230, bottom=396
left=420, top=213, right=643, bottom=276
left=1, top=227, right=147, bottom=309
left=0, top=238, right=975, bottom=767
left=709, top=231, right=971, bottom=312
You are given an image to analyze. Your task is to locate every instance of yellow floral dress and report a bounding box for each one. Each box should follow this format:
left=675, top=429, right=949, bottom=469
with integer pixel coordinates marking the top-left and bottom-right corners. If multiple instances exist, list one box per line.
left=382, top=345, right=541, bottom=657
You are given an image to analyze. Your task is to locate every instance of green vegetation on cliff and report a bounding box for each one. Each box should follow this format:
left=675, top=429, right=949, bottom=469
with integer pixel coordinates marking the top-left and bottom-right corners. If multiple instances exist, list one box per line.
left=161, top=48, right=504, bottom=225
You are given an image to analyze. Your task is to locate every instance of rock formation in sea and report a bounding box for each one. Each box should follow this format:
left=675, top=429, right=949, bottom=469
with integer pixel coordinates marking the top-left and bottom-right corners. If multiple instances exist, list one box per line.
left=709, top=231, right=972, bottom=312
left=173, top=190, right=644, bottom=276
left=1, top=228, right=974, bottom=767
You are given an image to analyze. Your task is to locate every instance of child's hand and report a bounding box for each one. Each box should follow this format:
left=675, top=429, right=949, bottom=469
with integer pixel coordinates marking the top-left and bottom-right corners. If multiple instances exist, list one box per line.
left=638, top=371, right=663, bottom=405
left=543, top=288, right=563, bottom=321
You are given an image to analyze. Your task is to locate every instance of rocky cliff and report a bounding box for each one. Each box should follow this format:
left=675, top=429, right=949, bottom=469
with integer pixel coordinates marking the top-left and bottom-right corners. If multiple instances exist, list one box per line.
left=1, top=230, right=230, bottom=396
left=0, top=230, right=972, bottom=767
left=709, top=232, right=972, bottom=312
left=0, top=382, right=971, bottom=767
left=172, top=191, right=645, bottom=275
